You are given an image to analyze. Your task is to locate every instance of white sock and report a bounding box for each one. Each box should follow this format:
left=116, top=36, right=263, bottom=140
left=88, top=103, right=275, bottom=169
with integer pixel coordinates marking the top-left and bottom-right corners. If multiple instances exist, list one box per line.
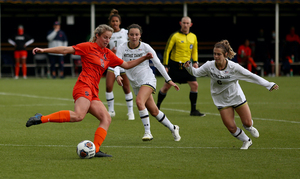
left=139, top=108, right=151, bottom=134
left=155, top=110, right=174, bottom=132
left=106, top=92, right=114, bottom=112
left=231, top=127, right=250, bottom=142
left=125, top=92, right=134, bottom=114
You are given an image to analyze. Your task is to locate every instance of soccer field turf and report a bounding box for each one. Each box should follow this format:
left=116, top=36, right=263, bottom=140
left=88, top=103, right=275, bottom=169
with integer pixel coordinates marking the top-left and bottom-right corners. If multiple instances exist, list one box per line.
left=0, top=76, right=299, bottom=178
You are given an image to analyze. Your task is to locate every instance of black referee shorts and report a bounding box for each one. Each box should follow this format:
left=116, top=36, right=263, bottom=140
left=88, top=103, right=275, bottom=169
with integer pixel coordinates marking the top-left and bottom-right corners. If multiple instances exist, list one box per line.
left=168, top=60, right=196, bottom=84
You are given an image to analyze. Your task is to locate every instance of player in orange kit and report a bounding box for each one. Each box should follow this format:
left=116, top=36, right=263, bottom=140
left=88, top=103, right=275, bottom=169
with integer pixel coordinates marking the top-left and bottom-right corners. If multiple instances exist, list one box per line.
left=25, top=24, right=153, bottom=157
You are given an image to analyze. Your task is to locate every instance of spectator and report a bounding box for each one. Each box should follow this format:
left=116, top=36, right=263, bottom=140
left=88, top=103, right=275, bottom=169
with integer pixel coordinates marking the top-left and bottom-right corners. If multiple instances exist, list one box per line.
left=47, top=21, right=68, bottom=79
left=237, top=39, right=260, bottom=73
left=285, top=26, right=300, bottom=62
left=8, top=25, right=34, bottom=79
left=281, top=44, right=292, bottom=76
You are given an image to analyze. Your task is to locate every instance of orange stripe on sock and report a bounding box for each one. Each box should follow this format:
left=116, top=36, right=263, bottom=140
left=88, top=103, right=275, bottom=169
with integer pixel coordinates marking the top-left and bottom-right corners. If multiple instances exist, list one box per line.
left=41, top=110, right=70, bottom=123
left=94, top=127, right=107, bottom=153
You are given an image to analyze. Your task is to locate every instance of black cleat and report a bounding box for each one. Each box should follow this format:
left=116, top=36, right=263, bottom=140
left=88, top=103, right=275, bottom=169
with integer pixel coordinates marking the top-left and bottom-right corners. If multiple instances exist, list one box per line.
left=94, top=150, right=112, bottom=157
left=190, top=110, right=206, bottom=117
left=26, top=113, right=43, bottom=127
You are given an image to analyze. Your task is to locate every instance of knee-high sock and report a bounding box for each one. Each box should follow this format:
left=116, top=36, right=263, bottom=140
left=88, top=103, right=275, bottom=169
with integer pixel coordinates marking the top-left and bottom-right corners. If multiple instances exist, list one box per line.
left=155, top=110, right=174, bottom=132
left=22, top=63, right=27, bottom=77
left=125, top=92, right=134, bottom=113
left=41, top=110, right=70, bottom=123
left=157, top=90, right=167, bottom=109
left=231, top=127, right=250, bottom=142
left=139, top=108, right=151, bottom=133
left=189, top=91, right=198, bottom=112
left=94, top=127, right=107, bottom=153
left=106, top=92, right=114, bottom=112
left=15, top=62, right=20, bottom=77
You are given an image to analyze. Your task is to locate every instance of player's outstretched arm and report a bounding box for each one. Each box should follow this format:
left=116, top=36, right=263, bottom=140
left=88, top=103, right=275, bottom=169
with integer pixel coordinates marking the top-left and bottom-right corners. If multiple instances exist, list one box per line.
left=33, top=46, right=75, bottom=55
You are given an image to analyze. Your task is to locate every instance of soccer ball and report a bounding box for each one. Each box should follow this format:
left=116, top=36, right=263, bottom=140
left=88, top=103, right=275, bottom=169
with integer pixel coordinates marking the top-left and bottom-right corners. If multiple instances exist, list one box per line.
left=76, top=140, right=96, bottom=159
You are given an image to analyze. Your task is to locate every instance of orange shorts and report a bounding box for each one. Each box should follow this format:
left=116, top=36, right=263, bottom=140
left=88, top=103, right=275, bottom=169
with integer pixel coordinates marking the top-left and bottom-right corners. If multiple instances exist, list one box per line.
left=14, top=50, right=27, bottom=59
left=72, top=80, right=100, bottom=102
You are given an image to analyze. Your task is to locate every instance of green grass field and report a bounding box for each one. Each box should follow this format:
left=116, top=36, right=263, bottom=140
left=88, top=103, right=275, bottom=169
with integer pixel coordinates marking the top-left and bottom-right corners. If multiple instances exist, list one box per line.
left=0, top=76, right=299, bottom=178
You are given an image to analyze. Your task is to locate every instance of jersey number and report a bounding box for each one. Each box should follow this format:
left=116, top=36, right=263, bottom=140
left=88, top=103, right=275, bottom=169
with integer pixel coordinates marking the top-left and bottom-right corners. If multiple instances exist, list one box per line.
left=100, top=58, right=104, bottom=68
left=217, top=80, right=222, bottom=85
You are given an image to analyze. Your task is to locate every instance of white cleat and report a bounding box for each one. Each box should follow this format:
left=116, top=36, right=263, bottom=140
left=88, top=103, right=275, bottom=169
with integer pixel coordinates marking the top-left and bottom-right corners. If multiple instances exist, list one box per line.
left=142, top=133, right=153, bottom=141
left=108, top=111, right=115, bottom=117
left=245, top=126, right=259, bottom=138
left=240, top=139, right=252, bottom=150
left=172, top=125, right=181, bottom=141
left=127, top=112, right=135, bottom=120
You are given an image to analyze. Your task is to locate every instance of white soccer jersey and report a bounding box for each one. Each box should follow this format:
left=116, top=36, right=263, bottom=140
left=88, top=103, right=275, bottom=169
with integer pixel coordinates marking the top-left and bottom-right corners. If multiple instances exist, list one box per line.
left=109, top=28, right=128, bottom=49
left=115, top=41, right=171, bottom=89
left=185, top=59, right=275, bottom=108
left=108, top=28, right=128, bottom=72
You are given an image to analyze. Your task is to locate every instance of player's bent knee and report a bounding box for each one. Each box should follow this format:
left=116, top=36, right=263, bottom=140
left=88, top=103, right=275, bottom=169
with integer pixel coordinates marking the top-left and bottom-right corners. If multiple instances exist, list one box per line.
left=135, top=99, right=144, bottom=110
left=189, top=82, right=198, bottom=90
left=73, top=115, right=85, bottom=122
left=100, top=115, right=112, bottom=126
left=161, top=85, right=171, bottom=93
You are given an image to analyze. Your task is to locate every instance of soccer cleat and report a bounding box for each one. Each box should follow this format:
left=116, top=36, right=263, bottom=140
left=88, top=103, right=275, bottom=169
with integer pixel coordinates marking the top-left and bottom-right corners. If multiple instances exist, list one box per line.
left=26, top=113, right=43, bottom=127
left=190, top=110, right=206, bottom=117
left=142, top=132, right=153, bottom=141
left=240, top=139, right=252, bottom=150
left=244, top=126, right=259, bottom=138
left=127, top=112, right=135, bottom=120
left=94, top=150, right=112, bottom=157
left=172, top=125, right=181, bottom=141
left=108, top=111, right=115, bottom=117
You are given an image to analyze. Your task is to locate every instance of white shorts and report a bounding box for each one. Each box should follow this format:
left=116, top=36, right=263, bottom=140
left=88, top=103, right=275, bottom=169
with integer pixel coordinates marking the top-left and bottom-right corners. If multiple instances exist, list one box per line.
left=131, top=78, right=157, bottom=96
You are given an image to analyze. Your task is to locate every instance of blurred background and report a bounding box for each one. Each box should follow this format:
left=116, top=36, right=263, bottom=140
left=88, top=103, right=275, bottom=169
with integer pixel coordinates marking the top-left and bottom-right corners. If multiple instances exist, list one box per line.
left=1, top=0, right=300, bottom=76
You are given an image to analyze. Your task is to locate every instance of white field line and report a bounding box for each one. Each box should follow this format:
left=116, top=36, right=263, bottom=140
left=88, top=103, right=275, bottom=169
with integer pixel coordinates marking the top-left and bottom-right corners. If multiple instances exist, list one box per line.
left=0, top=143, right=299, bottom=150
left=1, top=92, right=299, bottom=124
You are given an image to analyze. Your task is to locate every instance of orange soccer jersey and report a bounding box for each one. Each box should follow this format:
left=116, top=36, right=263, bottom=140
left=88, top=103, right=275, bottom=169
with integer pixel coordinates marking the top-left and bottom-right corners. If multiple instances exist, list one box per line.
left=72, top=42, right=124, bottom=101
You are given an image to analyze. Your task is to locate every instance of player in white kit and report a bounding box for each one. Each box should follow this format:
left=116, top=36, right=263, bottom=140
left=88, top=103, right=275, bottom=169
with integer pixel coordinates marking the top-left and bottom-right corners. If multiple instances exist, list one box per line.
left=114, top=24, right=181, bottom=141
left=106, top=9, right=135, bottom=120
left=184, top=40, right=279, bottom=149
